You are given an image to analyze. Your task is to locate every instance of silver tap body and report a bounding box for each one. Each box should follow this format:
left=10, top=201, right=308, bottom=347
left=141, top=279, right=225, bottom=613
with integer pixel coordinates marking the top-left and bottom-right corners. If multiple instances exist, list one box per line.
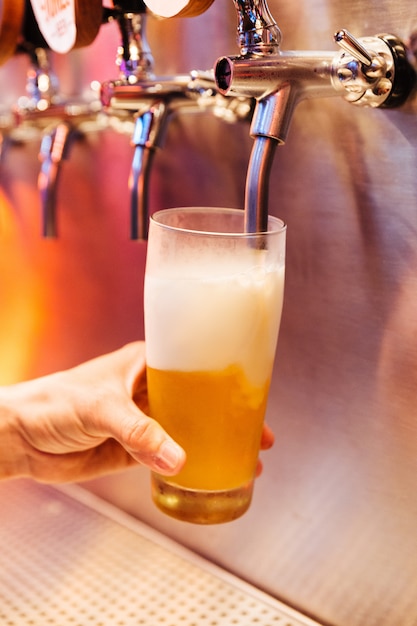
left=216, top=51, right=336, bottom=143
left=215, top=33, right=414, bottom=143
left=214, top=27, right=414, bottom=233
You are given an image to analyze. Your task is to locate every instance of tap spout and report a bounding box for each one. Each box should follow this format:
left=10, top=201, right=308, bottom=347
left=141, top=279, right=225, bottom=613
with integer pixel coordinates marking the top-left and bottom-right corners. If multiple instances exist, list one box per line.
left=244, top=135, right=276, bottom=233
left=38, top=121, right=75, bottom=237
left=129, top=101, right=171, bottom=239
left=215, top=53, right=335, bottom=232
left=243, top=85, right=294, bottom=232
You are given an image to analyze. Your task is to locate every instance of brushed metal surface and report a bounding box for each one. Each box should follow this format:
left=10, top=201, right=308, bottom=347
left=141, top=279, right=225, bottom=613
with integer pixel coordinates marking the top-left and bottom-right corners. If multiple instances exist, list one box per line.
left=1, top=2, right=417, bottom=626
left=0, top=479, right=322, bottom=626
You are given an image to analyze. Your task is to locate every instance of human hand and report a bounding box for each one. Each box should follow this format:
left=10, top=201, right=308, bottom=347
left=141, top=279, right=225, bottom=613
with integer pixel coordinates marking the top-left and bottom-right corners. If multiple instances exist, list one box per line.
left=0, top=342, right=185, bottom=483
left=0, top=342, right=274, bottom=483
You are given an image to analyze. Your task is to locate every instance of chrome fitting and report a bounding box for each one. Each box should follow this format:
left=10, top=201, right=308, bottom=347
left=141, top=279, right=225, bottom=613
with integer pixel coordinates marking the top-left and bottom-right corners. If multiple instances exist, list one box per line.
left=232, top=0, right=281, bottom=56
left=332, top=31, right=415, bottom=108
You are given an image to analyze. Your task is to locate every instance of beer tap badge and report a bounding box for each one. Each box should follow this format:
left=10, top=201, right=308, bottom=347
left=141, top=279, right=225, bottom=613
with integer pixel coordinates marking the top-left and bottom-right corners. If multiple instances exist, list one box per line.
left=29, top=0, right=76, bottom=53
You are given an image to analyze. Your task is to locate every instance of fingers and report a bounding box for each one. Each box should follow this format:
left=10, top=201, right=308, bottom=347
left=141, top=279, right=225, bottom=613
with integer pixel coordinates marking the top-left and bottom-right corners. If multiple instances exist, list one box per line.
left=100, top=401, right=186, bottom=476
left=23, top=440, right=138, bottom=484
left=62, top=342, right=186, bottom=476
left=60, top=342, right=272, bottom=479
left=260, top=422, right=275, bottom=450
left=102, top=404, right=272, bottom=477
left=254, top=423, right=275, bottom=478
left=255, top=459, right=263, bottom=478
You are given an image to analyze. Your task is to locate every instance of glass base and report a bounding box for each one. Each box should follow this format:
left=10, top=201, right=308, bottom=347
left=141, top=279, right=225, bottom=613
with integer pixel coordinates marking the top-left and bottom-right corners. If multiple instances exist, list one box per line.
left=151, top=474, right=254, bottom=525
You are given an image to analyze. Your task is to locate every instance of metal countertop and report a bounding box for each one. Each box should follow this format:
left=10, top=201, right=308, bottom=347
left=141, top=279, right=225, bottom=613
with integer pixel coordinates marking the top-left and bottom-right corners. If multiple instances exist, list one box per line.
left=0, top=479, right=323, bottom=626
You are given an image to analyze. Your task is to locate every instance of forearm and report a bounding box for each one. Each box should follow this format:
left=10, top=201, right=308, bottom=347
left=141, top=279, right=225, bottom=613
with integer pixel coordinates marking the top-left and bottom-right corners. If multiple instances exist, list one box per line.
left=0, top=387, right=28, bottom=480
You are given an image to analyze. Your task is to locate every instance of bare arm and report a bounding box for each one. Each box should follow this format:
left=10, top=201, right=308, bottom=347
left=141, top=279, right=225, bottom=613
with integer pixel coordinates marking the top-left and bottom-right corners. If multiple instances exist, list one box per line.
left=0, top=342, right=186, bottom=483
left=0, top=341, right=274, bottom=484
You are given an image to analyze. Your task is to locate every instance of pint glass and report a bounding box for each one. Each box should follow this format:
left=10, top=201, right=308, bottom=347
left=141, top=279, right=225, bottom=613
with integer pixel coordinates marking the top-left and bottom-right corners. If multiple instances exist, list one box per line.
left=144, top=207, right=286, bottom=524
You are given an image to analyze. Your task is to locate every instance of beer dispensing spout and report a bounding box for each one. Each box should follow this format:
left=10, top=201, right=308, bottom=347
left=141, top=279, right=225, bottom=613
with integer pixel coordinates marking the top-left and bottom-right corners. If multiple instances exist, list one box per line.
left=13, top=44, right=103, bottom=237
left=101, top=2, right=168, bottom=240
left=38, top=120, right=77, bottom=237
left=214, top=0, right=416, bottom=233
left=101, top=3, right=254, bottom=240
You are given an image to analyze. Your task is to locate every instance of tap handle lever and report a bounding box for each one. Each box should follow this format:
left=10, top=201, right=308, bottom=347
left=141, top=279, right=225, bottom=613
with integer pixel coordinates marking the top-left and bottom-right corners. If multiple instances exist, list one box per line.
left=333, top=30, right=415, bottom=108
left=334, top=29, right=373, bottom=67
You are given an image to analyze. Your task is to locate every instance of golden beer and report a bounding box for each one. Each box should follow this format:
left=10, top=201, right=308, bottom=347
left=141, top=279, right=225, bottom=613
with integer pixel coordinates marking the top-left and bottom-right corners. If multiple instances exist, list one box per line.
left=144, top=208, right=286, bottom=524
left=147, top=365, right=271, bottom=523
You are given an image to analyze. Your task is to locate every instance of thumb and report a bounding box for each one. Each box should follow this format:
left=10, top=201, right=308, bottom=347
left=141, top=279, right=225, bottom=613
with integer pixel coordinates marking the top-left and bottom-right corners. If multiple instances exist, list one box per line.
left=94, top=399, right=186, bottom=475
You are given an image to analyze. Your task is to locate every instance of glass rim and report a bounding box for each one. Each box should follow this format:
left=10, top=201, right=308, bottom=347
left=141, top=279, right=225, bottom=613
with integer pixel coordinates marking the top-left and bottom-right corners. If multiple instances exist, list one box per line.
left=150, top=207, right=286, bottom=237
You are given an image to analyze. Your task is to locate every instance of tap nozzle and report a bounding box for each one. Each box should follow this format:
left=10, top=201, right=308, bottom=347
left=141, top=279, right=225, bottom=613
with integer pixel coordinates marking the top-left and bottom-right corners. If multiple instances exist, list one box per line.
left=38, top=121, right=75, bottom=237
left=129, top=101, right=170, bottom=240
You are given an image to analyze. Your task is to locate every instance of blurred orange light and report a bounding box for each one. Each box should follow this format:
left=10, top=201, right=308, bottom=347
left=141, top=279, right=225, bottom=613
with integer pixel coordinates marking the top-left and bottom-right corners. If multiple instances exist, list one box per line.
left=0, top=188, right=46, bottom=384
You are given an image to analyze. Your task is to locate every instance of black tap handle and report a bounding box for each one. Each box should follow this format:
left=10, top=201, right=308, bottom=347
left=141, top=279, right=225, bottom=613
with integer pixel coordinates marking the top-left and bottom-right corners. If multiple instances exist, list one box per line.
left=113, top=0, right=148, bottom=13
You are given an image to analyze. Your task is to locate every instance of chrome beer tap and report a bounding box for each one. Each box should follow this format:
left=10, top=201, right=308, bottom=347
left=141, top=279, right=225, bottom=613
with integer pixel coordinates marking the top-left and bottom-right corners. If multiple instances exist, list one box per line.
left=12, top=44, right=104, bottom=237
left=101, top=3, right=254, bottom=239
left=101, top=4, right=171, bottom=240
left=214, top=0, right=416, bottom=233
left=0, top=46, right=59, bottom=167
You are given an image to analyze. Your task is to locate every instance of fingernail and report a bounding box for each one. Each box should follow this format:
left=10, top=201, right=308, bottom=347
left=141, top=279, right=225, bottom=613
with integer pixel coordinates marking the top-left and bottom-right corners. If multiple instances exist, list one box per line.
left=156, top=440, right=184, bottom=472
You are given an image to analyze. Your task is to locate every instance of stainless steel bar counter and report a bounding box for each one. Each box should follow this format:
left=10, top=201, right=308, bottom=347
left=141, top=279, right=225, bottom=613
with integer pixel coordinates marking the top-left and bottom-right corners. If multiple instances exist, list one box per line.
left=0, top=479, right=322, bottom=626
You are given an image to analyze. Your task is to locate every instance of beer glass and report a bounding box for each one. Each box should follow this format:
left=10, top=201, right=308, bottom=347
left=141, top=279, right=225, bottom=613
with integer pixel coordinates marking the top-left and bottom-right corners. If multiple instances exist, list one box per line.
left=144, top=207, right=286, bottom=524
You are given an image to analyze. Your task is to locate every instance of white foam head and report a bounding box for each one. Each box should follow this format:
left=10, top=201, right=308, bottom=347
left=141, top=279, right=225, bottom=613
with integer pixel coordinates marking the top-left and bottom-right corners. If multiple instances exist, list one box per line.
left=145, top=251, right=284, bottom=385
